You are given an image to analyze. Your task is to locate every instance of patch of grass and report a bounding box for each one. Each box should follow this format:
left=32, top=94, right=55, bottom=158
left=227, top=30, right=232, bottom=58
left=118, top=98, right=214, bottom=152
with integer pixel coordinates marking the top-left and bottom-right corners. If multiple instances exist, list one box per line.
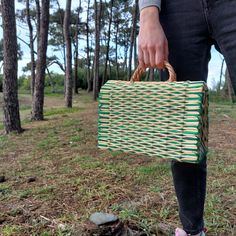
left=1, top=92, right=236, bottom=235
left=70, top=135, right=81, bottom=143
left=0, top=183, right=12, bottom=199
left=119, top=207, right=140, bottom=221
left=137, top=163, right=171, bottom=176
left=20, top=104, right=31, bottom=111
left=209, top=92, right=233, bottom=105
left=62, top=118, right=81, bottom=128
left=0, top=135, right=8, bottom=149
left=149, top=186, right=161, bottom=193
left=110, top=150, right=124, bottom=157
left=36, top=129, right=60, bottom=150
left=37, top=186, right=54, bottom=195
left=209, top=103, right=236, bottom=121
left=40, top=231, right=51, bottom=236
left=3, top=225, right=20, bottom=236
left=19, top=189, right=32, bottom=199
left=44, top=107, right=81, bottom=117
left=72, top=155, right=94, bottom=163
left=159, top=205, right=173, bottom=219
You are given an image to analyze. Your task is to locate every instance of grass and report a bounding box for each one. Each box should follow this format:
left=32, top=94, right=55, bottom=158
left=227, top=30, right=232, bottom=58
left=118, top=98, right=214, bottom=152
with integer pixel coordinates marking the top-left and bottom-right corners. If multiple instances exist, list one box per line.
left=0, top=91, right=235, bottom=235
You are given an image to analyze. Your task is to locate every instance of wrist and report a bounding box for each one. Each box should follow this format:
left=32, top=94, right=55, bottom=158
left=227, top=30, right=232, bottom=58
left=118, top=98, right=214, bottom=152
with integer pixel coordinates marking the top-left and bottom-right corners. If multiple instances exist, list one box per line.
left=140, top=7, right=160, bottom=25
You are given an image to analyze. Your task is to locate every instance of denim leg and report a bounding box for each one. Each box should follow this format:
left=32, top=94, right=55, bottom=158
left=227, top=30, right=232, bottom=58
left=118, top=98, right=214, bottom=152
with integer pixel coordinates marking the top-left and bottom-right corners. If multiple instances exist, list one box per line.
left=159, top=1, right=211, bottom=234
left=208, top=0, right=236, bottom=95
left=171, top=159, right=207, bottom=235
left=160, top=0, right=212, bottom=83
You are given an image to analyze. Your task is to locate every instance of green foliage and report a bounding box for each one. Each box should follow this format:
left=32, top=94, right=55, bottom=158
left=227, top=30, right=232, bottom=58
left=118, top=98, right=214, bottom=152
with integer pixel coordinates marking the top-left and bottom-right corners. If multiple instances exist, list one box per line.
left=209, top=90, right=233, bottom=104
left=45, top=73, right=64, bottom=87
left=18, top=75, right=31, bottom=91
left=0, top=39, right=23, bottom=62
left=77, top=68, right=87, bottom=89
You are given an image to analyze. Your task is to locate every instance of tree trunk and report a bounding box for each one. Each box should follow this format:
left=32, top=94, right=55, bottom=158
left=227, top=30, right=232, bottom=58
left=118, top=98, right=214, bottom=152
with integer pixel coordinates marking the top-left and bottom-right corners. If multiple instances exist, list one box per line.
left=1, top=0, right=22, bottom=133
left=223, top=68, right=236, bottom=103
left=32, top=0, right=50, bottom=120
left=133, top=7, right=138, bottom=69
left=26, top=0, right=36, bottom=97
left=128, top=0, right=138, bottom=80
left=55, top=0, right=66, bottom=94
left=93, top=0, right=102, bottom=100
left=218, top=58, right=225, bottom=92
left=35, top=0, right=41, bottom=52
left=86, top=0, right=92, bottom=92
left=115, top=22, right=119, bottom=80
left=124, top=35, right=128, bottom=73
left=103, top=0, right=114, bottom=85
left=74, top=1, right=81, bottom=94
left=64, top=0, right=73, bottom=107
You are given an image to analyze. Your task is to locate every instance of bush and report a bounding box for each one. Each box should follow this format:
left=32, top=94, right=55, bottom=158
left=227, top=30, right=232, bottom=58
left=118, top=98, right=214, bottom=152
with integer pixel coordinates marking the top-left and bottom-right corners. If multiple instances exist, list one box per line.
left=77, top=69, right=87, bottom=89
left=18, top=75, right=31, bottom=91
left=45, top=73, right=64, bottom=87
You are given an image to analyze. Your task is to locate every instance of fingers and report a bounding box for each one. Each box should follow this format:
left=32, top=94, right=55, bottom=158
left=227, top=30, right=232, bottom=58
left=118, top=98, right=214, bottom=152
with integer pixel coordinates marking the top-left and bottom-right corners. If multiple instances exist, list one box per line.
left=138, top=43, right=167, bottom=69
left=139, top=47, right=163, bottom=69
left=138, top=48, right=145, bottom=69
left=138, top=23, right=169, bottom=69
left=164, top=38, right=169, bottom=61
left=143, top=49, right=150, bottom=67
left=155, top=47, right=164, bottom=69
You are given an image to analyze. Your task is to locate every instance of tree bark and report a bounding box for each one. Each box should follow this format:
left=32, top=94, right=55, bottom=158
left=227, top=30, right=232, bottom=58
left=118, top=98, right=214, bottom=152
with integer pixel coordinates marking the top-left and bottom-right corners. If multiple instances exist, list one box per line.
left=218, top=58, right=225, bottom=92
left=115, top=22, right=119, bottom=80
left=223, top=68, right=236, bottom=103
left=74, top=1, right=81, bottom=94
left=103, top=0, right=114, bottom=85
left=128, top=0, right=138, bottom=80
left=1, top=0, right=22, bottom=133
left=86, top=0, right=92, bottom=92
left=133, top=4, right=138, bottom=70
left=64, top=0, right=73, bottom=107
left=35, top=0, right=41, bottom=52
left=55, top=0, right=66, bottom=93
left=123, top=34, right=128, bottom=73
left=26, top=0, right=36, bottom=97
left=32, top=0, right=50, bottom=120
left=93, top=0, right=102, bottom=100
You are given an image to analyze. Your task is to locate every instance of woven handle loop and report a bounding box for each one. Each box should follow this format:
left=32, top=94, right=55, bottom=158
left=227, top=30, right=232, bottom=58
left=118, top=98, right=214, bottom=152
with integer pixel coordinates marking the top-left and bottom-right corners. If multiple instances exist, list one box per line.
left=130, top=61, right=176, bottom=83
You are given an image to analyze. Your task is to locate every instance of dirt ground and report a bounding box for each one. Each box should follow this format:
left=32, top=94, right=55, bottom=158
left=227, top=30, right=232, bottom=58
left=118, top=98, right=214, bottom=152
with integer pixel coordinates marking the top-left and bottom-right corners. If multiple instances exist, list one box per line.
left=0, top=93, right=235, bottom=235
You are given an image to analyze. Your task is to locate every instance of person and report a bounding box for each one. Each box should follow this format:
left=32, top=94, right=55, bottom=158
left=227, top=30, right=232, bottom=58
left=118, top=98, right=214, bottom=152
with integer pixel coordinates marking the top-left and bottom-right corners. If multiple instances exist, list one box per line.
left=138, top=0, right=236, bottom=236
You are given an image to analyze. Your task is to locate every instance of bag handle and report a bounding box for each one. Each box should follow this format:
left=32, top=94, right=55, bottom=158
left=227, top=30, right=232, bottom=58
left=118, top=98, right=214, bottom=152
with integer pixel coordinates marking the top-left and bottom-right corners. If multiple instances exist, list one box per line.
left=130, top=61, right=176, bottom=83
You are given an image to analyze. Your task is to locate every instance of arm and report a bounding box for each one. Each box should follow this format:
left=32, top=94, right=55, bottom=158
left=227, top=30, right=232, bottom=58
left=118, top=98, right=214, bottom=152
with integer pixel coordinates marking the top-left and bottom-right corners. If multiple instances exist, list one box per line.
left=138, top=4, right=168, bottom=69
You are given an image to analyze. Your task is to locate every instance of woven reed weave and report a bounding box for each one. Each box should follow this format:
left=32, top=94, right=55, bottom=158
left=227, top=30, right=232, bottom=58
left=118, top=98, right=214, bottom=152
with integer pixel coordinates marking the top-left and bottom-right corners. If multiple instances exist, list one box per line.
left=98, top=62, right=208, bottom=163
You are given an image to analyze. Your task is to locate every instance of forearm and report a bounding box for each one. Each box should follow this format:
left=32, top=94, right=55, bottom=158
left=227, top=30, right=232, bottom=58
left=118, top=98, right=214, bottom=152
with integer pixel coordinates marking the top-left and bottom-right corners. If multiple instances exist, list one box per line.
left=139, top=0, right=161, bottom=11
left=138, top=2, right=168, bottom=69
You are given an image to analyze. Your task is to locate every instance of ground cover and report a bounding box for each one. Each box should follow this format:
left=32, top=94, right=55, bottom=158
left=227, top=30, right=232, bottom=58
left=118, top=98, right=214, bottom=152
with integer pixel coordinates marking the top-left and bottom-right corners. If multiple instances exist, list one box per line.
left=0, top=92, right=235, bottom=235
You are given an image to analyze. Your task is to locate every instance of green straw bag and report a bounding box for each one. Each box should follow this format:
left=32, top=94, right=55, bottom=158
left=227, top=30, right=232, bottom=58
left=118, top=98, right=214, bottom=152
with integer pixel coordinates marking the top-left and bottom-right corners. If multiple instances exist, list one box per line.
left=98, top=62, right=208, bottom=163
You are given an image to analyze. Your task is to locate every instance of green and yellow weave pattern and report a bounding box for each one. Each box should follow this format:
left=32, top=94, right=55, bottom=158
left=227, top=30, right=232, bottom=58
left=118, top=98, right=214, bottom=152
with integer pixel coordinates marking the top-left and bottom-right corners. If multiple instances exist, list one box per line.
left=98, top=80, right=208, bottom=163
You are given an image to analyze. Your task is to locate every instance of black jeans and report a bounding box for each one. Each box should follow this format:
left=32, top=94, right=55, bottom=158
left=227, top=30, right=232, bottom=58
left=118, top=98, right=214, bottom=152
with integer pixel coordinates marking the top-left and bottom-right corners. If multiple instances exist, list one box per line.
left=159, top=0, right=236, bottom=234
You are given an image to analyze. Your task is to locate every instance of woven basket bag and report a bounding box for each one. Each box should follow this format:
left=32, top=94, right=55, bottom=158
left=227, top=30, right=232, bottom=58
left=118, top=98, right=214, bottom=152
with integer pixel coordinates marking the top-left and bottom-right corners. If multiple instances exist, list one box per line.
left=98, top=62, right=208, bottom=163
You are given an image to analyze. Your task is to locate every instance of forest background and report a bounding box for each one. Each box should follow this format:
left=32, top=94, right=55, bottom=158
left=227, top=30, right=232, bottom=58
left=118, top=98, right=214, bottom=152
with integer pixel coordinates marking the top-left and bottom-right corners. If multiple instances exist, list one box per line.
left=0, top=0, right=235, bottom=235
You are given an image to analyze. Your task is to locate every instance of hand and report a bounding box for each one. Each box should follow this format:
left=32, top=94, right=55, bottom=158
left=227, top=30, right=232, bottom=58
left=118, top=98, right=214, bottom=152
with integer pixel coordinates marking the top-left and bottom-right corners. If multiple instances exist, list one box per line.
left=138, top=7, right=168, bottom=69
